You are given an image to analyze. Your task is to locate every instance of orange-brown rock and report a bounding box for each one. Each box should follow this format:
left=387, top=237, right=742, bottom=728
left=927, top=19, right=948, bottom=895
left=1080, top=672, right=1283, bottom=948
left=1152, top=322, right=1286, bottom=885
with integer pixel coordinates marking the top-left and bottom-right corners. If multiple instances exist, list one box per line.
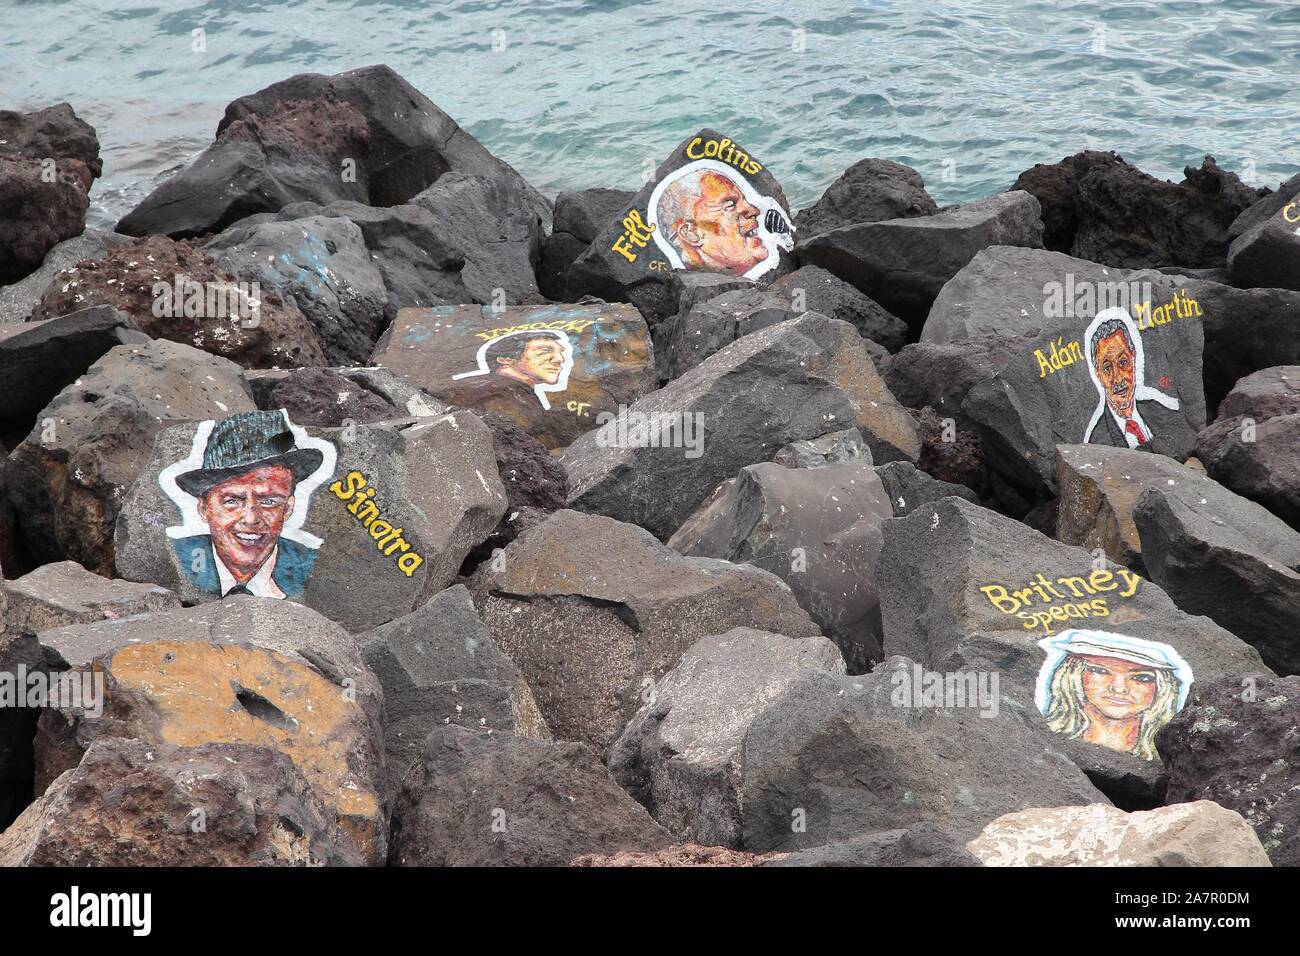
left=33, top=599, right=387, bottom=863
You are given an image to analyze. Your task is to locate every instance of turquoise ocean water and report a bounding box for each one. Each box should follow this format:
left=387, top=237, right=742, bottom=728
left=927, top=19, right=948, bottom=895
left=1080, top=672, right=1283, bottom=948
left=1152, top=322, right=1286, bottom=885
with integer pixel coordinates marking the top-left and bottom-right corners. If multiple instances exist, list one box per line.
left=3, top=0, right=1298, bottom=230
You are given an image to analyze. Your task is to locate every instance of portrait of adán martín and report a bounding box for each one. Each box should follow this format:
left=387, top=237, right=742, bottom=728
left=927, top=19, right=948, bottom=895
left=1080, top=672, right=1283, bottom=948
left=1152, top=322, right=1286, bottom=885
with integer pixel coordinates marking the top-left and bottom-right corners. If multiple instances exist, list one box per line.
left=160, top=409, right=337, bottom=600
left=1082, top=306, right=1180, bottom=449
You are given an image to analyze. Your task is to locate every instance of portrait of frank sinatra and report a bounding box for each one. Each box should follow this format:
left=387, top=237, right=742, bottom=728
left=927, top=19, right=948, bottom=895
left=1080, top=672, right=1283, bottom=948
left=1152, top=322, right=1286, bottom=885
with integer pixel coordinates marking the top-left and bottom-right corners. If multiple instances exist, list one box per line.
left=1082, top=306, right=1180, bottom=449
left=169, top=410, right=327, bottom=599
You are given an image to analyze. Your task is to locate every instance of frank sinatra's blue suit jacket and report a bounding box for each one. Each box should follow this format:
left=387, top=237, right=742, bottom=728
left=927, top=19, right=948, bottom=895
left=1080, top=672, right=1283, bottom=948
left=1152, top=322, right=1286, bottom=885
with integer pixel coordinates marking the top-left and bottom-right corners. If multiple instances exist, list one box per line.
left=171, top=535, right=317, bottom=599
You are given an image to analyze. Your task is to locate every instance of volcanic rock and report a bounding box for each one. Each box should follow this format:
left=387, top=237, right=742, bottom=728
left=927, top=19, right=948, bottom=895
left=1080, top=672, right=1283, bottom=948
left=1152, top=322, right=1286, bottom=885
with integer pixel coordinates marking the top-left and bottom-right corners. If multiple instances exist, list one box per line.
left=3, top=339, right=255, bottom=575
left=565, top=128, right=796, bottom=325
left=32, top=597, right=386, bottom=863
left=794, top=158, right=938, bottom=240
left=467, top=509, right=820, bottom=750
left=32, top=234, right=326, bottom=369
left=0, top=105, right=101, bottom=283
left=797, top=191, right=1044, bottom=330
left=878, top=496, right=1269, bottom=801
left=738, top=655, right=1108, bottom=852
left=0, top=739, right=362, bottom=866
left=372, top=302, right=655, bottom=449
left=668, top=462, right=891, bottom=670
left=206, top=214, right=388, bottom=365
left=1158, top=672, right=1300, bottom=866
left=563, top=312, right=920, bottom=539
left=539, top=188, right=634, bottom=300
left=608, top=627, right=844, bottom=846
left=113, top=408, right=506, bottom=631
left=117, top=65, right=551, bottom=239
left=389, top=725, right=672, bottom=866
left=360, top=584, right=548, bottom=805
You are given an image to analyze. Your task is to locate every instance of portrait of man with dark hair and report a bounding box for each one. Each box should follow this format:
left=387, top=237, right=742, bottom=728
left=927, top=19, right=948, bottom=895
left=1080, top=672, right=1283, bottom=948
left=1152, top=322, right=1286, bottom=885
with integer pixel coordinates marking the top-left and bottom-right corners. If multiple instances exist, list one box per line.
left=162, top=409, right=334, bottom=599
left=452, top=328, right=574, bottom=410
left=1082, top=306, right=1180, bottom=448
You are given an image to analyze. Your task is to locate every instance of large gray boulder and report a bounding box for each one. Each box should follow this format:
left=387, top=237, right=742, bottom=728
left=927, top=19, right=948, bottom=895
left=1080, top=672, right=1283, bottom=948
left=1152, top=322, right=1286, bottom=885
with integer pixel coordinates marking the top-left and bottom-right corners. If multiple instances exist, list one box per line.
left=668, top=461, right=891, bottom=671
left=0, top=306, right=142, bottom=433
left=562, top=312, right=920, bottom=540
left=1229, top=172, right=1300, bottom=239
left=31, top=597, right=387, bottom=863
left=467, top=509, right=820, bottom=751
left=873, top=460, right=979, bottom=516
left=1134, top=481, right=1300, bottom=675
left=793, top=158, right=938, bottom=240
left=359, top=584, right=549, bottom=805
left=737, top=655, right=1109, bottom=851
left=608, top=628, right=844, bottom=847
left=1057, top=441, right=1300, bottom=674
left=922, top=244, right=1300, bottom=415
left=916, top=248, right=1211, bottom=504
left=3, top=339, right=255, bottom=575
left=371, top=302, right=655, bottom=450
left=206, top=214, right=389, bottom=366
left=878, top=497, right=1270, bottom=803
left=1195, top=367, right=1300, bottom=529
left=655, top=264, right=907, bottom=382
left=797, top=191, right=1045, bottom=330
left=235, top=176, right=546, bottom=322
left=2, top=560, right=178, bottom=635
left=118, top=65, right=550, bottom=238
left=539, top=188, right=633, bottom=300
left=1227, top=199, right=1300, bottom=292
left=390, top=725, right=673, bottom=866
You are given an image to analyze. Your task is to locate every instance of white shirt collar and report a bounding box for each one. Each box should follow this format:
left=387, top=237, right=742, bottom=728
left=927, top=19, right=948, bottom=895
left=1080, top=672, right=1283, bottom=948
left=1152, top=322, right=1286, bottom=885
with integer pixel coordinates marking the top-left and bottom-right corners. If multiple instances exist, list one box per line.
left=213, top=543, right=285, bottom=599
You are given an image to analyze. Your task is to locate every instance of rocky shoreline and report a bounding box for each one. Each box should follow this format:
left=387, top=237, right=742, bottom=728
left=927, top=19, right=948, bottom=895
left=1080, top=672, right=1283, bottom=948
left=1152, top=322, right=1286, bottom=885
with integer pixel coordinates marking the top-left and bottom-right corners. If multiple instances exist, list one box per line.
left=0, top=64, right=1297, bottom=867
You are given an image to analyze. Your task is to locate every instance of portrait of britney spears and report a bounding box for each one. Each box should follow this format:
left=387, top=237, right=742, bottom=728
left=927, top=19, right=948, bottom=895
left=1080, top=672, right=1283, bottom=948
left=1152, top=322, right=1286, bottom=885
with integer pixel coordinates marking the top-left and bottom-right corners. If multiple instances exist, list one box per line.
left=1035, top=630, right=1194, bottom=760
left=648, top=158, right=794, bottom=280
left=159, top=409, right=337, bottom=600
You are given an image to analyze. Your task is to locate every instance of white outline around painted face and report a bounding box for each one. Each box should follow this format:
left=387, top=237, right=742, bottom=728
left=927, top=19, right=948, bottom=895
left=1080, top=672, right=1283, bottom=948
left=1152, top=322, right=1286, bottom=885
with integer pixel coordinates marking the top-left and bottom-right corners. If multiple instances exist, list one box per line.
left=450, top=328, right=576, bottom=411
left=648, top=158, right=793, bottom=280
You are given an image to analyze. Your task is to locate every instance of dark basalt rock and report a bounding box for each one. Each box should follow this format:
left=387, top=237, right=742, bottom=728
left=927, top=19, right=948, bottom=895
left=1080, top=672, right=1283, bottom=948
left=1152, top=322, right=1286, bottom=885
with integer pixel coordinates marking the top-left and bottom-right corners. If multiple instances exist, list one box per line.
left=794, top=158, right=939, bottom=241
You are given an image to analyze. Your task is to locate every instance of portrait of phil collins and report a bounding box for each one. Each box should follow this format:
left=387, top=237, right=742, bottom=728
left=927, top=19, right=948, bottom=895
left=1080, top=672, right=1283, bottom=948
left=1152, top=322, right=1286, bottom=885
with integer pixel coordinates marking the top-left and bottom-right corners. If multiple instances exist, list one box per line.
left=161, top=409, right=336, bottom=600
left=648, top=158, right=794, bottom=280
left=451, top=328, right=574, bottom=410
left=1035, top=629, right=1194, bottom=760
left=1082, top=306, right=1180, bottom=448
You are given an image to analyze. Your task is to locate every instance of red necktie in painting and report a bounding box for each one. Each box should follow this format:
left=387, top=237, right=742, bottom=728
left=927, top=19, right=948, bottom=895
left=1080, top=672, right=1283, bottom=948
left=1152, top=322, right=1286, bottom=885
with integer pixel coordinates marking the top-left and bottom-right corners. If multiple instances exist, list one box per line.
left=1125, top=419, right=1147, bottom=444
